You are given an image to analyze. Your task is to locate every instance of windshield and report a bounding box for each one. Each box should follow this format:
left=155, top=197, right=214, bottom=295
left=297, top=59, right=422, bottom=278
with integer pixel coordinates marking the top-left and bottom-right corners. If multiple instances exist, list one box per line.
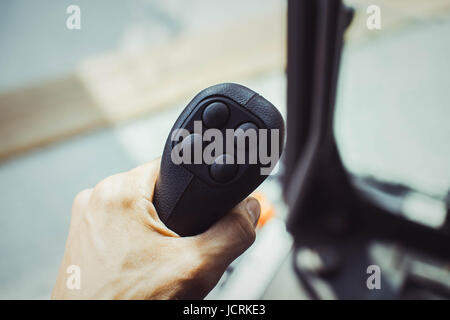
left=335, top=1, right=450, bottom=202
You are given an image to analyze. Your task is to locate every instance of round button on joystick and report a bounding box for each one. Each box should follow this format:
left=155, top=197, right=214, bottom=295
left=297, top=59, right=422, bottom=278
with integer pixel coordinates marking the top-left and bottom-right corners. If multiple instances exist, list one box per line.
left=202, top=102, right=229, bottom=128
left=210, top=154, right=238, bottom=183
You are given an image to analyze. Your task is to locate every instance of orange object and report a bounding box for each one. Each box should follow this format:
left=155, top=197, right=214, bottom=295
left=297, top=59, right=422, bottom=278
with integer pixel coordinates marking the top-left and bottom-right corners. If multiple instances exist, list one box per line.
left=251, top=191, right=275, bottom=228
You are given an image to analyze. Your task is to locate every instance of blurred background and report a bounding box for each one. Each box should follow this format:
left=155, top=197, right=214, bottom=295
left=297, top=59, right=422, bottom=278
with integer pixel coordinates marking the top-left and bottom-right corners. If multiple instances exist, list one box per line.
left=0, top=0, right=449, bottom=299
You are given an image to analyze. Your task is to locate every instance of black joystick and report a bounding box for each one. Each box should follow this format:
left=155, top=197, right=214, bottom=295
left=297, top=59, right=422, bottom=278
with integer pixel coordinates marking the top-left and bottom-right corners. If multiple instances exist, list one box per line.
left=153, top=83, right=285, bottom=236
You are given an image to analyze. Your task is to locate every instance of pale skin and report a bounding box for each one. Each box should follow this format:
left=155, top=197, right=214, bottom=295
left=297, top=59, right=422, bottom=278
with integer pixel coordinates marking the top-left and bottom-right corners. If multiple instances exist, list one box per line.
left=51, top=158, right=261, bottom=299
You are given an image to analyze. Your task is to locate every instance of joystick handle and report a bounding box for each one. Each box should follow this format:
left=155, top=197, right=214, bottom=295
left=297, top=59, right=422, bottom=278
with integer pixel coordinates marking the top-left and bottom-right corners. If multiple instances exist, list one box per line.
left=153, top=83, right=284, bottom=236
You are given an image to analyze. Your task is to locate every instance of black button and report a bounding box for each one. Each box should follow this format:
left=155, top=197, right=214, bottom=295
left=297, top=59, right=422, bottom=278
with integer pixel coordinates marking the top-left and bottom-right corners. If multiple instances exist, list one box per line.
left=179, top=133, right=203, bottom=164
left=210, top=154, right=238, bottom=182
left=202, top=102, right=229, bottom=128
left=234, top=122, right=259, bottom=152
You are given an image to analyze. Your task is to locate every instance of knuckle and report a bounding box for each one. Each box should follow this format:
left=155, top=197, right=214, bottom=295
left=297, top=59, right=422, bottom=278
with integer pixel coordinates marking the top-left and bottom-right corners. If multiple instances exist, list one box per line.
left=92, top=173, right=135, bottom=209
left=72, top=188, right=92, bottom=209
left=71, top=189, right=92, bottom=225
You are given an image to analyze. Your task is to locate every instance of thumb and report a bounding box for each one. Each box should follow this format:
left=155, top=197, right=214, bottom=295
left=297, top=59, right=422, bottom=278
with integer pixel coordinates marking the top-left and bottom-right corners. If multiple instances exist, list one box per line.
left=193, top=197, right=261, bottom=267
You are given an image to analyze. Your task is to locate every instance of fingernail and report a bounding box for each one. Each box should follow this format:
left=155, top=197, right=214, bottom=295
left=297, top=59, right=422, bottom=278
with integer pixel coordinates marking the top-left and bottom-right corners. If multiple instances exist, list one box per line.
left=246, top=198, right=261, bottom=227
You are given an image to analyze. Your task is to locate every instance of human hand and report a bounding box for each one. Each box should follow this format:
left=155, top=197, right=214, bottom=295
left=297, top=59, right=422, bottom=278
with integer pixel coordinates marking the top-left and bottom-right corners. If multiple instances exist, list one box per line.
left=51, top=158, right=260, bottom=299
